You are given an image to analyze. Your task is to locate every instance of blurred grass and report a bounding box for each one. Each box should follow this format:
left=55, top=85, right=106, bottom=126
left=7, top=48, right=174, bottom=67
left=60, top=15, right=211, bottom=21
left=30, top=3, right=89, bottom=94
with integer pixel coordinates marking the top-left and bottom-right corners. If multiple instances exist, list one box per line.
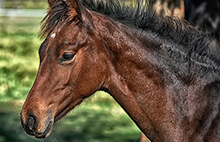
left=0, top=17, right=141, bottom=141
left=3, top=0, right=48, bottom=9
left=0, top=17, right=41, bottom=102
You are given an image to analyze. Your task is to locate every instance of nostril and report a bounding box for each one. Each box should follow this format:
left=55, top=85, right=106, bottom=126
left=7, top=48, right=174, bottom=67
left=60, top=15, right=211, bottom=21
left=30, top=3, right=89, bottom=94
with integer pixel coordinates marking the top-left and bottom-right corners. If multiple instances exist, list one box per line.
left=27, top=113, right=38, bottom=131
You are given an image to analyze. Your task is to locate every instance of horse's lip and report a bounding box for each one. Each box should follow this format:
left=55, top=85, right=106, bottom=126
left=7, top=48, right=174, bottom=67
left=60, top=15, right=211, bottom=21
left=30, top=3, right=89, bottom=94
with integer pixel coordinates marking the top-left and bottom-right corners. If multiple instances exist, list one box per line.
left=34, top=120, right=53, bottom=139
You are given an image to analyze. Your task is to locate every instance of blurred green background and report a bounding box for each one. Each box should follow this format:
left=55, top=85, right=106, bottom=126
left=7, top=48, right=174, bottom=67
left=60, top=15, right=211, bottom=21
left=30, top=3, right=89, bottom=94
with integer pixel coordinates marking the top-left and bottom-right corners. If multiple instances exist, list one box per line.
left=0, top=0, right=143, bottom=142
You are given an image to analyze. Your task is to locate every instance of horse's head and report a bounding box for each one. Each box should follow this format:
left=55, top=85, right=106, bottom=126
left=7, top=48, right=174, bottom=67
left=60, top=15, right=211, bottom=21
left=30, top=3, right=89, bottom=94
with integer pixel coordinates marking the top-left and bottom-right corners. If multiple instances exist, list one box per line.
left=21, top=0, right=108, bottom=138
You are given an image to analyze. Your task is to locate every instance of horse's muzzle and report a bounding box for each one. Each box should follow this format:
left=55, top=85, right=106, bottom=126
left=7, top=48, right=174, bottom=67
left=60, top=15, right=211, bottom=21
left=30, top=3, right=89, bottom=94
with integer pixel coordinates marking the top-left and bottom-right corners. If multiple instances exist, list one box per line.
left=20, top=113, right=53, bottom=139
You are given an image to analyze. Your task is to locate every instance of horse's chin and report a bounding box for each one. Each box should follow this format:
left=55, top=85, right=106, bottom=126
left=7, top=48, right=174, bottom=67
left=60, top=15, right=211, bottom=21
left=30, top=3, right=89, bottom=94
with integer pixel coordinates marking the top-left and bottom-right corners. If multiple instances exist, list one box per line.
left=34, top=120, right=54, bottom=139
left=54, top=98, right=84, bottom=123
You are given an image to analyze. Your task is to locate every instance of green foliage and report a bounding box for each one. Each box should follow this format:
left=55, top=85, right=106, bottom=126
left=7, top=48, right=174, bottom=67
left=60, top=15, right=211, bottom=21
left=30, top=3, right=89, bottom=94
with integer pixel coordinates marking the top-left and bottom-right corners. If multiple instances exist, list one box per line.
left=0, top=17, right=141, bottom=141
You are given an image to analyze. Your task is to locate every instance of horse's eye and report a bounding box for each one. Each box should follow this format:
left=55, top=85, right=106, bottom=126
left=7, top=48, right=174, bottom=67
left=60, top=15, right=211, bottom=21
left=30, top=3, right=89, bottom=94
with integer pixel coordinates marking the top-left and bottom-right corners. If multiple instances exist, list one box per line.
left=59, top=53, right=75, bottom=63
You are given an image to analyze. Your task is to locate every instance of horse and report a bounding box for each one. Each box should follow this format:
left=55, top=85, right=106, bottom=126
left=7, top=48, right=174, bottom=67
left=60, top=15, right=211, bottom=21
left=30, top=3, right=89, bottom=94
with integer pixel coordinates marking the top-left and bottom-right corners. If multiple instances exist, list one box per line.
left=20, top=0, right=220, bottom=141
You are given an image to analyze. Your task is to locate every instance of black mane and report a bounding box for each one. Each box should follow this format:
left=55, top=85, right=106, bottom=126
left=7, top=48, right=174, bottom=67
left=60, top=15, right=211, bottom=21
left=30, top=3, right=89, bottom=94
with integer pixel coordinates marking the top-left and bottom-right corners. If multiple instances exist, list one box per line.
left=41, top=0, right=220, bottom=76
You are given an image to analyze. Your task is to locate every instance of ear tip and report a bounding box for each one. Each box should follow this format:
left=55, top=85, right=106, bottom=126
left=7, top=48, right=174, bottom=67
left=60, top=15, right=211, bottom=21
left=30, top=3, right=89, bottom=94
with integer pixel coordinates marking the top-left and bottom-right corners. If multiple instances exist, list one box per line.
left=48, top=0, right=82, bottom=11
left=48, top=0, right=54, bottom=6
left=48, top=0, right=69, bottom=7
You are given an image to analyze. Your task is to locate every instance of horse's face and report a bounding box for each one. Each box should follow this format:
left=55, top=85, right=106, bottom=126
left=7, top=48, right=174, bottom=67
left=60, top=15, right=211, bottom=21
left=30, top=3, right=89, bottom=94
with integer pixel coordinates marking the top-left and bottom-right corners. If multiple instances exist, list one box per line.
left=21, top=0, right=107, bottom=138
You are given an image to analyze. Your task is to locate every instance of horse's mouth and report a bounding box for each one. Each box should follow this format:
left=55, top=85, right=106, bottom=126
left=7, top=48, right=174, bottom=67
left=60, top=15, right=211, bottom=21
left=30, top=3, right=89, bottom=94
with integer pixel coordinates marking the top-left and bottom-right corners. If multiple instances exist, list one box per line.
left=21, top=114, right=53, bottom=139
left=34, top=121, right=53, bottom=139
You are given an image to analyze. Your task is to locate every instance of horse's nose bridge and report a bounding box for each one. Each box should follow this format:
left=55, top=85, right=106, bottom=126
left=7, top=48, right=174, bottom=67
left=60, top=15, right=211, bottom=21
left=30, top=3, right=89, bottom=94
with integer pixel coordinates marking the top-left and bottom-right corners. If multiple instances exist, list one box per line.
left=34, top=66, right=67, bottom=94
left=23, top=66, right=58, bottom=112
left=30, top=65, right=54, bottom=95
left=37, top=65, right=52, bottom=84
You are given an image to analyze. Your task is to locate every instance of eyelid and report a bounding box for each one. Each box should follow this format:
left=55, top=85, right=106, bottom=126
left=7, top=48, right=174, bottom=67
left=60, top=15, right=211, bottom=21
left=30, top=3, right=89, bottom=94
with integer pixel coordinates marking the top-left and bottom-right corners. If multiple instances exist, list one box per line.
left=59, top=52, right=76, bottom=64
left=58, top=42, right=79, bottom=64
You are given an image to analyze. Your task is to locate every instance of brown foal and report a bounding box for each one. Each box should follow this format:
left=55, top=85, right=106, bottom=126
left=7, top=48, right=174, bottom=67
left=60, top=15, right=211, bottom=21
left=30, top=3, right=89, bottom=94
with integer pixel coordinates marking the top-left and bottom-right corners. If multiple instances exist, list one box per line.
left=21, top=0, right=220, bottom=141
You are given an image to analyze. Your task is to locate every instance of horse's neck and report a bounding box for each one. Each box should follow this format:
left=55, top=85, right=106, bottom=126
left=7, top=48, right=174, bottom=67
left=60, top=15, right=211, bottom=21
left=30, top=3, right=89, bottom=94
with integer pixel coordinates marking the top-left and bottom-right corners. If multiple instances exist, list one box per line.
left=92, top=12, right=220, bottom=142
left=92, top=12, right=176, bottom=141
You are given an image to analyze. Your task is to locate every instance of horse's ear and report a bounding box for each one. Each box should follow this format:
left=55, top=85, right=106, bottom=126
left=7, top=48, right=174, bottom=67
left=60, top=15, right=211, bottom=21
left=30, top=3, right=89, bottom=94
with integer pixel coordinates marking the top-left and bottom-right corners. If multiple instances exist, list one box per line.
left=66, top=0, right=80, bottom=9
left=66, top=0, right=93, bottom=28
left=66, top=0, right=82, bottom=20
